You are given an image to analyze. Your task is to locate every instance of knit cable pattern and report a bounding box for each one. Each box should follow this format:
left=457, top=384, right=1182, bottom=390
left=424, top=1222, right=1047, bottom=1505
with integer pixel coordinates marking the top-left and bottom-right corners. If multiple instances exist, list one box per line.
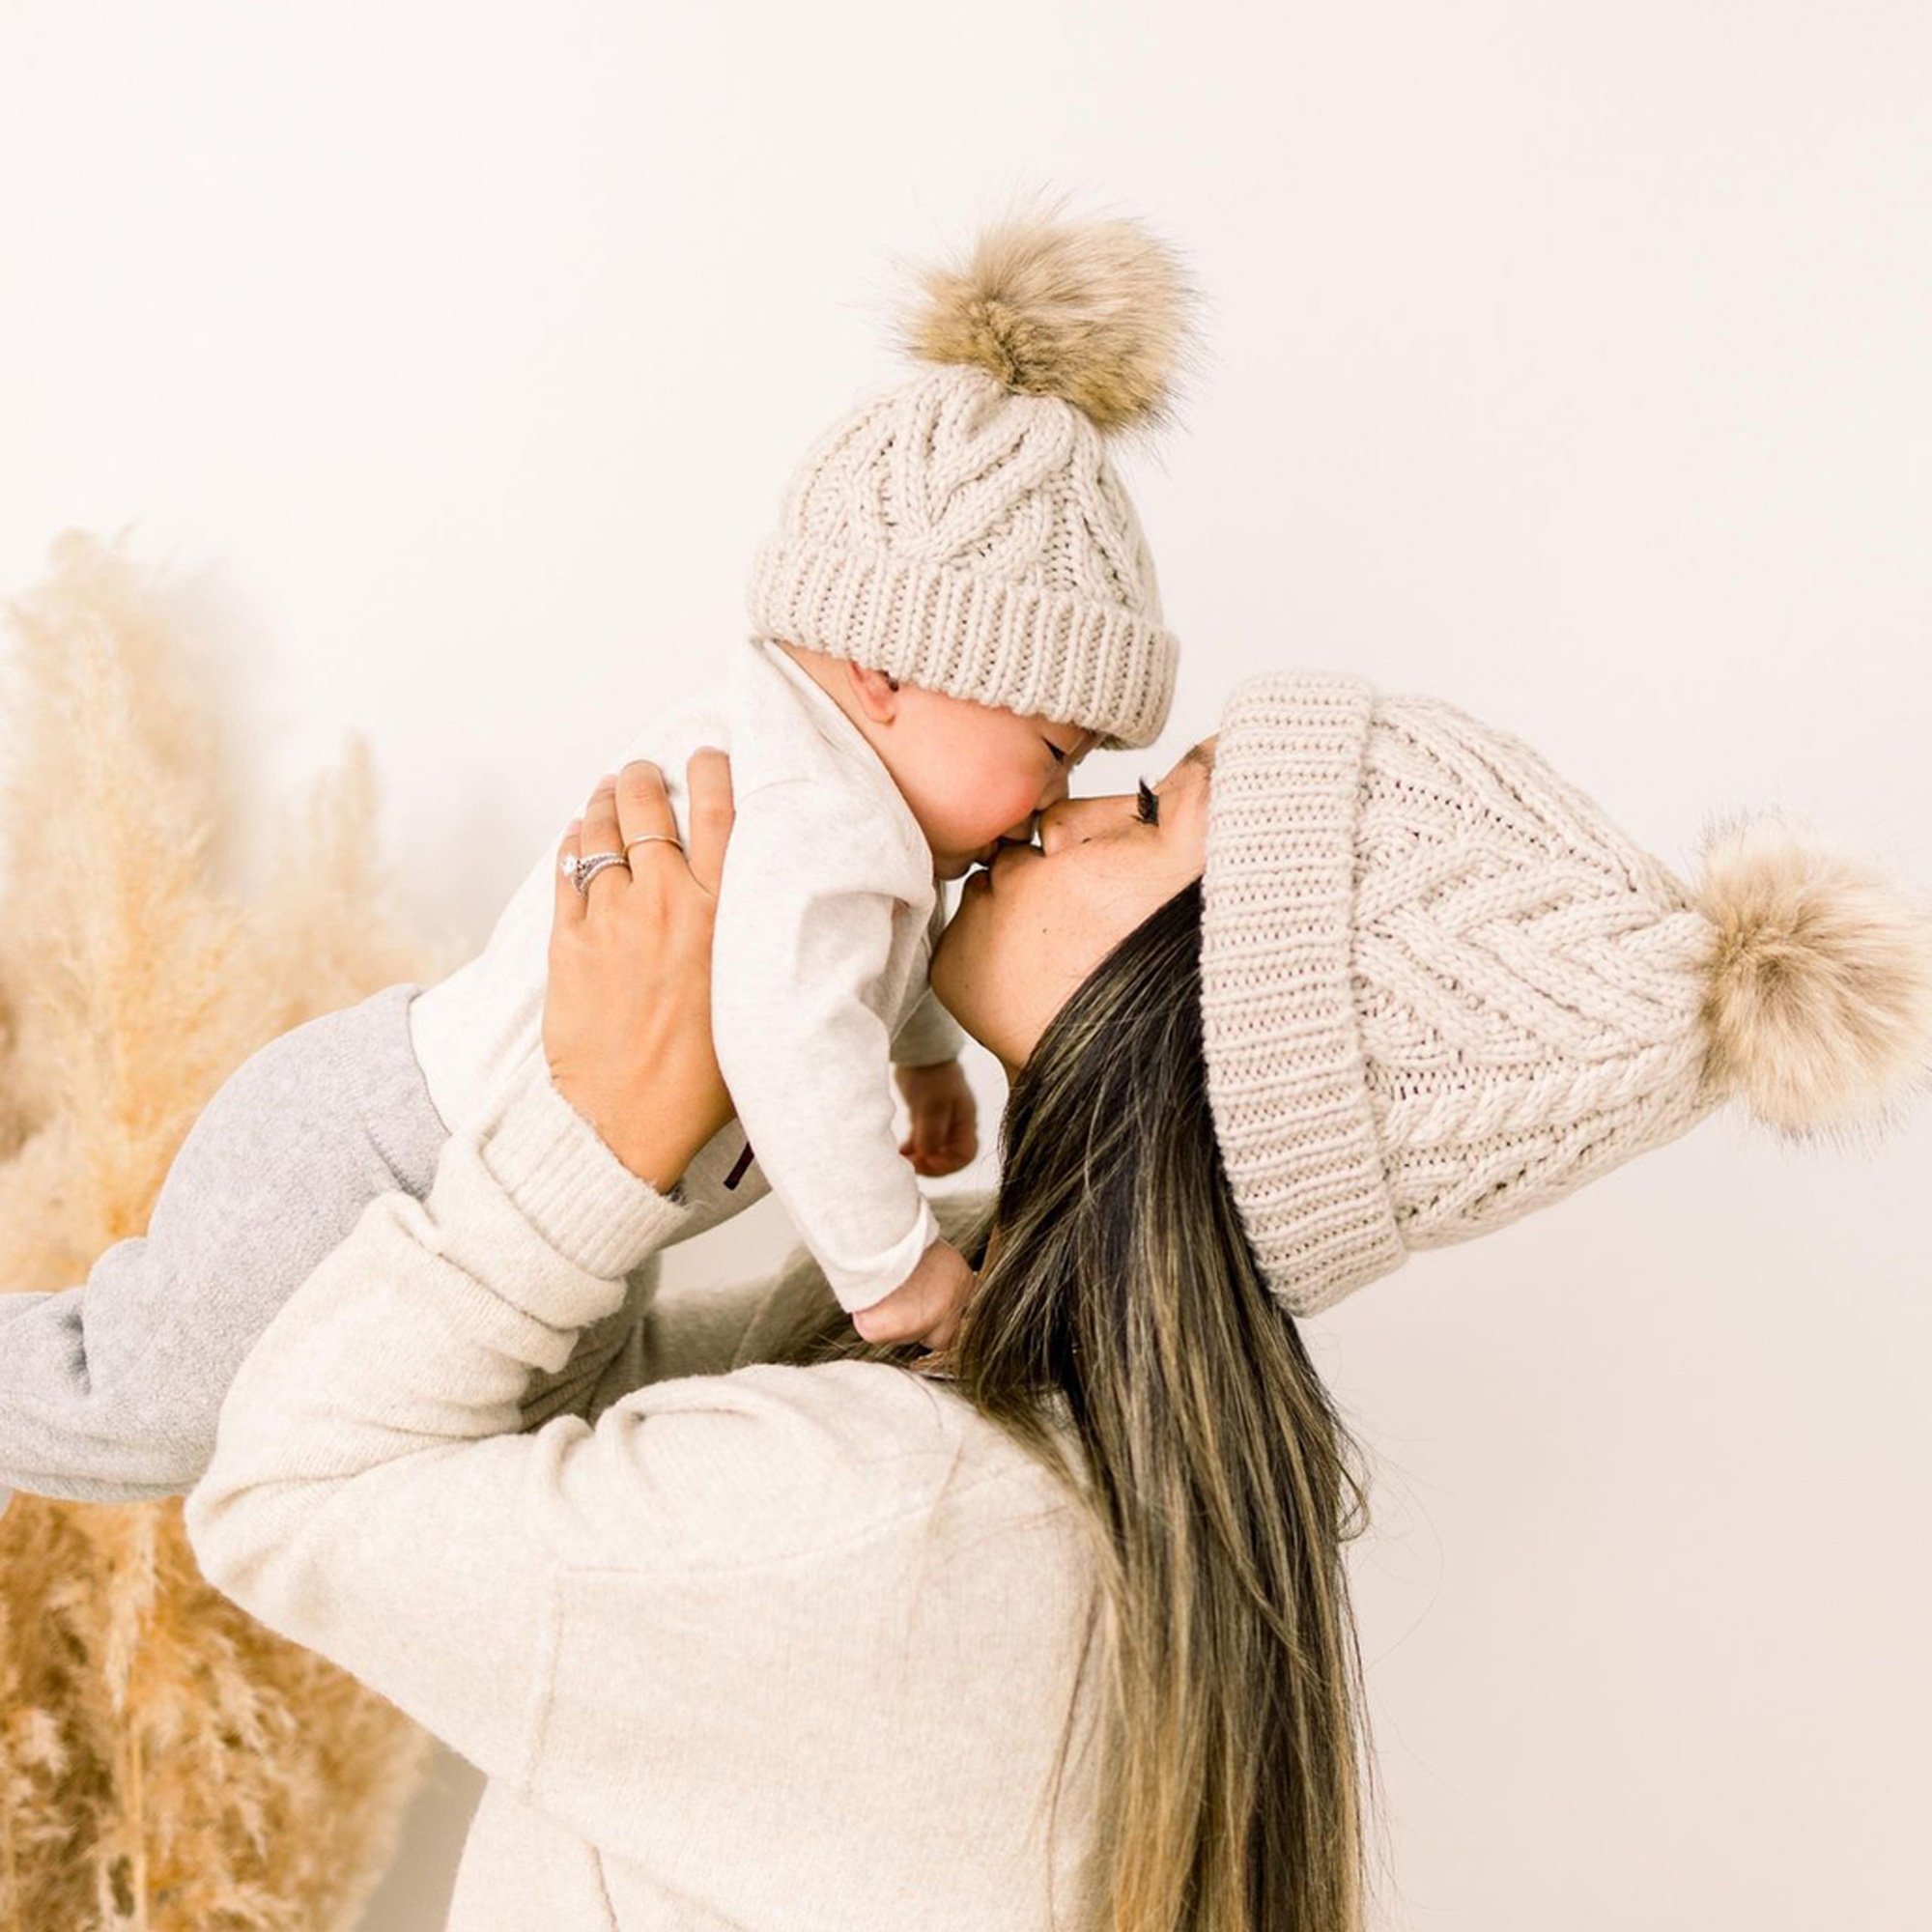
left=1355, top=698, right=1720, bottom=1252
left=747, top=366, right=1177, bottom=749
left=1201, top=674, right=1724, bottom=1317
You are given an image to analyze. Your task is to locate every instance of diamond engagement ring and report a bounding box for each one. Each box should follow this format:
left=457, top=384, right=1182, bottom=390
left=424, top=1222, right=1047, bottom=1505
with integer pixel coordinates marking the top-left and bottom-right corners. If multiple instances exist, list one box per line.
left=563, top=850, right=629, bottom=895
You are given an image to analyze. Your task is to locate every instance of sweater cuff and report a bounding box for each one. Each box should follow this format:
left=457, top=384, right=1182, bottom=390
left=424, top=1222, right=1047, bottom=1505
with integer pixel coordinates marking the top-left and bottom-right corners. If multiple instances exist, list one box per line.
left=474, top=1054, right=693, bottom=1280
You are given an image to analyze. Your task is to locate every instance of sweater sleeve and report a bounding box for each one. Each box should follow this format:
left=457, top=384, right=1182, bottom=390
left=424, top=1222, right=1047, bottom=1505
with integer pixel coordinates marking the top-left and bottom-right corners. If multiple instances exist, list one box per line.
left=185, top=1051, right=1005, bottom=1805
left=183, top=1052, right=684, bottom=1777
left=709, top=779, right=941, bottom=1314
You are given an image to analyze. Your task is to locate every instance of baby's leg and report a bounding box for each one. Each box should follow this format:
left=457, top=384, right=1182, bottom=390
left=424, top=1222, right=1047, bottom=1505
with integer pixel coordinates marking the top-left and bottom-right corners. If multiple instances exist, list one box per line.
left=0, top=981, right=448, bottom=1513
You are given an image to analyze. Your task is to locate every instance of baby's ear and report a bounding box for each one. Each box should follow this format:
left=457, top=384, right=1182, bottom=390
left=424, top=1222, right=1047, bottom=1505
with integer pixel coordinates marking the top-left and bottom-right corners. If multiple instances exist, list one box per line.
left=845, top=661, right=903, bottom=723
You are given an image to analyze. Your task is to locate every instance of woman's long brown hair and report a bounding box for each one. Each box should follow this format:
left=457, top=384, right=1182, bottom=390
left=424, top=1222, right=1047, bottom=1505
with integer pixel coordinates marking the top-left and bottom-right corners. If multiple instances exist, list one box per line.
left=788, top=880, right=1386, bottom=1929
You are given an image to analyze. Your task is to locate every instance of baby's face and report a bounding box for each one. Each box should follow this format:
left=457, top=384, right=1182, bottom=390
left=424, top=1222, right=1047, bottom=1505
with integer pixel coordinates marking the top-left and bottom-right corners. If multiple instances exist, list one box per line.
left=883, top=686, right=1096, bottom=880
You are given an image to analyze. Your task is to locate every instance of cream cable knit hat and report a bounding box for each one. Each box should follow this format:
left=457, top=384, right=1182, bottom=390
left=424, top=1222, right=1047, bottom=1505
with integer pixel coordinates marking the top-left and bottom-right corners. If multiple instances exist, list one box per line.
left=1200, top=671, right=1932, bottom=1317
left=746, top=210, right=1193, bottom=750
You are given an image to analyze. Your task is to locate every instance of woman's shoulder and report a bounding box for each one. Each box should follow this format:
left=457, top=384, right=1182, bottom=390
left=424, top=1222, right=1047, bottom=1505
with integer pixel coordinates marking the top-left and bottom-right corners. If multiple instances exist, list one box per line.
left=527, top=1363, right=1102, bottom=1902
left=603, top=1356, right=1086, bottom=1578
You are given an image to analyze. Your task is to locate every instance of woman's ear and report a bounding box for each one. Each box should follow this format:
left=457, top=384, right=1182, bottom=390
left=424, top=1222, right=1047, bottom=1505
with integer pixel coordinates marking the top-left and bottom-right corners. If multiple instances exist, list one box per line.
left=845, top=662, right=902, bottom=724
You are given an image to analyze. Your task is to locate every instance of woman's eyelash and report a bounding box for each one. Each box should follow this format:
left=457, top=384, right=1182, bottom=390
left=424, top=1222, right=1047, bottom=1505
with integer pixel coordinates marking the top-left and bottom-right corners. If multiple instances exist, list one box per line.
left=1044, top=741, right=1066, bottom=765
left=1136, top=780, right=1160, bottom=826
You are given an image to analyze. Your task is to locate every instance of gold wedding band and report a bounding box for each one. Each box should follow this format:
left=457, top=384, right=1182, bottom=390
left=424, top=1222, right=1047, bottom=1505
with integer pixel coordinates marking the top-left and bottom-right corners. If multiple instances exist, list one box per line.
left=624, top=833, right=684, bottom=856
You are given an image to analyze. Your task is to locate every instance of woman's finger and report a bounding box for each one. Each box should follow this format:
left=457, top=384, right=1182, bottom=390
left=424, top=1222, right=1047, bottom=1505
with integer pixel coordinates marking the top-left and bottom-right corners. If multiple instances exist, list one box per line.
left=613, top=760, right=680, bottom=871
left=578, top=777, right=630, bottom=905
left=683, top=748, right=734, bottom=897
left=554, top=818, right=586, bottom=924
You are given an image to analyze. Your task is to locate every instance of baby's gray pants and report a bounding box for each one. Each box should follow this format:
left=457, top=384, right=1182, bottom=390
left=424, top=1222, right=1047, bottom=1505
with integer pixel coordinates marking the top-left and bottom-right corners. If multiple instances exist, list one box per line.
left=0, top=982, right=451, bottom=1515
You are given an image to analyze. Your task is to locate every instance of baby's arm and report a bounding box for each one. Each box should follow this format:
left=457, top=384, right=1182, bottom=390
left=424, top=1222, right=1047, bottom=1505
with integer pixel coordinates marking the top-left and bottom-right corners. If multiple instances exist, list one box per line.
left=894, top=1057, right=978, bottom=1178
left=890, top=901, right=979, bottom=1179
left=709, top=781, right=944, bottom=1319
left=890, top=972, right=966, bottom=1072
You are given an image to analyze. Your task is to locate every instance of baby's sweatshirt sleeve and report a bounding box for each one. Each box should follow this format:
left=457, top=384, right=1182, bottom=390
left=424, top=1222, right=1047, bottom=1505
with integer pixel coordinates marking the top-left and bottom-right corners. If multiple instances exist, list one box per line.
left=710, top=781, right=941, bottom=1315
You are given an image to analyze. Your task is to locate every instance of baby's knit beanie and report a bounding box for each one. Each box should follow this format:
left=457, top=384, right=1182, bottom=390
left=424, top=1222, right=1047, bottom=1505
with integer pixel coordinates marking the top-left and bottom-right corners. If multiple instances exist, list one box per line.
left=1200, top=671, right=1932, bottom=1316
left=746, top=207, right=1193, bottom=750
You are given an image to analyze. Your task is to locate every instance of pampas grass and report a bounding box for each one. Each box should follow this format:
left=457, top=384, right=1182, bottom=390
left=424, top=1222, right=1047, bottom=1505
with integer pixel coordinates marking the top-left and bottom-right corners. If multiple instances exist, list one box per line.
left=0, top=530, right=469, bottom=1929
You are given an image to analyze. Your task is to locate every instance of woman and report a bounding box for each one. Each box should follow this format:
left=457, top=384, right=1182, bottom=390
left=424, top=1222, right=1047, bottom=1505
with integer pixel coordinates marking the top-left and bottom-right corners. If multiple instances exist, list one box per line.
left=186, top=672, right=1931, bottom=1931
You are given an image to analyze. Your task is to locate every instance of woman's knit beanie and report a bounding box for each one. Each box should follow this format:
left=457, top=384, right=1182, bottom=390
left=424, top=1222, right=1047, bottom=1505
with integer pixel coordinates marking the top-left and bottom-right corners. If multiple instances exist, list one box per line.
left=1201, top=671, right=1932, bottom=1317
left=746, top=206, right=1193, bottom=751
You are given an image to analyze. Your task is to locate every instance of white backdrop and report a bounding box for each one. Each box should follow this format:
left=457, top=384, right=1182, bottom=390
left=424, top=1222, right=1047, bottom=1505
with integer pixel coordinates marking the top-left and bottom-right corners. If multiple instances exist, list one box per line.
left=3, top=5, right=1928, bottom=1927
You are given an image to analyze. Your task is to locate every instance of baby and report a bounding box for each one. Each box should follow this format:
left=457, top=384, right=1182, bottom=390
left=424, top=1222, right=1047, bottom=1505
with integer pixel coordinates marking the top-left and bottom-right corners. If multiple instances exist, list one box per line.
left=0, top=207, right=1187, bottom=1513
left=431, top=630, right=1111, bottom=1345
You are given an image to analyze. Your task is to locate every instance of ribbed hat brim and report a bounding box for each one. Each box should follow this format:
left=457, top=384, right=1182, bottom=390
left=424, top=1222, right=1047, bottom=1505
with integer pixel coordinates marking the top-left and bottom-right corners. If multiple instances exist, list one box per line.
left=1199, top=672, right=1406, bottom=1315
left=747, top=537, right=1177, bottom=752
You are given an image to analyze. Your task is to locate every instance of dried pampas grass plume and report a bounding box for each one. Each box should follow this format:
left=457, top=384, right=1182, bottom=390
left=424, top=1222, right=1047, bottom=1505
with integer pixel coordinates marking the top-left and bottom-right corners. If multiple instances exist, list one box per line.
left=1693, top=812, right=1932, bottom=1137
left=0, top=529, right=468, bottom=1929
left=900, top=199, right=1196, bottom=433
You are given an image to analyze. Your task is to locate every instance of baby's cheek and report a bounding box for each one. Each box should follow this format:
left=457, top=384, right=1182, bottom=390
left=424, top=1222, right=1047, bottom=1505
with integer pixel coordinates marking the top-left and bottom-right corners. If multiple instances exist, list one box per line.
left=963, top=768, right=1050, bottom=842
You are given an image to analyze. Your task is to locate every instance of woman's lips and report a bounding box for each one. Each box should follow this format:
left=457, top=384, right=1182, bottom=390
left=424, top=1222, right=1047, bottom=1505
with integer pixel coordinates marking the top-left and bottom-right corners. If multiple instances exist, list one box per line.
left=970, top=842, right=1040, bottom=893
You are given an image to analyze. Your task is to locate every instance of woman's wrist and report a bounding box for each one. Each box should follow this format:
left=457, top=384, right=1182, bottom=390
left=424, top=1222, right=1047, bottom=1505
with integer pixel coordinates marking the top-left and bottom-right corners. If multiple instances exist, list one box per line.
left=590, top=1116, right=702, bottom=1201
left=477, top=1055, right=694, bottom=1280
left=550, top=1058, right=729, bottom=1198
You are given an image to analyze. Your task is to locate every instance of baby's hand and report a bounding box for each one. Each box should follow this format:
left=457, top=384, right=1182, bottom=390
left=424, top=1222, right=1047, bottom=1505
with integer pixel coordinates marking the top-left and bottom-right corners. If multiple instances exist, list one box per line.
left=895, top=1058, right=979, bottom=1178
left=851, top=1238, right=976, bottom=1350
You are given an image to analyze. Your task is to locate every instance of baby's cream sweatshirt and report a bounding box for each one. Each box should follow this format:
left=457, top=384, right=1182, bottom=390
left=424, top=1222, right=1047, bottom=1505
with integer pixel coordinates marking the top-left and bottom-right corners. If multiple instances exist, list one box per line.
left=185, top=1051, right=1108, bottom=1931
left=408, top=639, right=966, bottom=1310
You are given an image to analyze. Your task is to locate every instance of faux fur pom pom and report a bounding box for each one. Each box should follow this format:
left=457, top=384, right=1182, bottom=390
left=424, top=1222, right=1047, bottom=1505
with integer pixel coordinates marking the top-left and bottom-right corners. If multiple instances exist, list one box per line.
left=1693, top=814, right=1932, bottom=1135
left=901, top=202, right=1194, bottom=432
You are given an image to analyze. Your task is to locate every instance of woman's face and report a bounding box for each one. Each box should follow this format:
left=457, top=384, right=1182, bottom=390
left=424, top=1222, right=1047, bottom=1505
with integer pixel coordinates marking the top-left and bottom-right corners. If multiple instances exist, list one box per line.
left=930, top=737, right=1217, bottom=1069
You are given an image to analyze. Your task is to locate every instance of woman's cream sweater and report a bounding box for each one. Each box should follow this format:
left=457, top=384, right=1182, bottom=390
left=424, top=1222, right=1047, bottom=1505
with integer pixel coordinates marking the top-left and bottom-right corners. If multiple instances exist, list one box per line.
left=185, top=1054, right=1106, bottom=1930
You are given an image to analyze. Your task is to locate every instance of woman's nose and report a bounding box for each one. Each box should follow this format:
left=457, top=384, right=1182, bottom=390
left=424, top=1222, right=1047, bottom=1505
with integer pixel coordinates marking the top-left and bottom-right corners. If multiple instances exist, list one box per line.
left=1039, top=789, right=1140, bottom=854
left=1037, top=795, right=1102, bottom=854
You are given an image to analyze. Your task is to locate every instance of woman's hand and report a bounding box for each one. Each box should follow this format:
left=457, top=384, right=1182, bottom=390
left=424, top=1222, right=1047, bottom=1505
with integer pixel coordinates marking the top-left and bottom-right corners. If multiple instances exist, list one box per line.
left=544, top=752, right=736, bottom=1194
